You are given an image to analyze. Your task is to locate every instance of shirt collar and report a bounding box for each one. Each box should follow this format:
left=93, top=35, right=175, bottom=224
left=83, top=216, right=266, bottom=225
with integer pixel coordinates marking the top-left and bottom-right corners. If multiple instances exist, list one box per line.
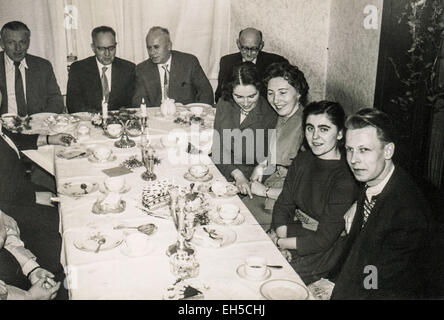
left=157, top=55, right=172, bottom=71
left=366, top=164, right=395, bottom=200
left=5, top=54, right=28, bottom=70
left=96, top=58, right=112, bottom=72
left=242, top=57, right=257, bottom=64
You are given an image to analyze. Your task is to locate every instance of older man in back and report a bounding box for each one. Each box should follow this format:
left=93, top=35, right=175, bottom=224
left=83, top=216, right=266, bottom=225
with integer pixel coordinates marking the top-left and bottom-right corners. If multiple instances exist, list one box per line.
left=215, top=27, right=288, bottom=103
left=133, top=26, right=214, bottom=107
left=0, top=21, right=64, bottom=115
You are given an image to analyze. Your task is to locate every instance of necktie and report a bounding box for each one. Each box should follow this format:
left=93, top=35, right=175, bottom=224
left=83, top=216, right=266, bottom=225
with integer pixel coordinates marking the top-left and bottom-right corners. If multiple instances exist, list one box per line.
left=362, top=195, right=377, bottom=228
left=101, top=66, right=110, bottom=103
left=14, top=61, right=27, bottom=116
left=162, top=64, right=169, bottom=100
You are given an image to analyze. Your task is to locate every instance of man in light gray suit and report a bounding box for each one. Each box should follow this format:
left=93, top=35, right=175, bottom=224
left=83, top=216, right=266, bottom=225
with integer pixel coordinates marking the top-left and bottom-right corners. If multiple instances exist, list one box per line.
left=132, top=26, right=214, bottom=107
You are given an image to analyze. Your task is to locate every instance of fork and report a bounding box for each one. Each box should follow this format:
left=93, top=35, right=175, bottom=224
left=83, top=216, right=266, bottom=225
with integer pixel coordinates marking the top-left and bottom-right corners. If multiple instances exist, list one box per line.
left=203, top=227, right=222, bottom=240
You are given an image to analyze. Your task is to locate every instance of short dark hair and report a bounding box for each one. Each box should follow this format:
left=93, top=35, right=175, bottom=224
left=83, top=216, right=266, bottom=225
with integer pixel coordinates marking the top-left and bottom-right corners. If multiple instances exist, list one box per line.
left=1, top=21, right=30, bottom=38
left=91, top=26, right=116, bottom=42
left=345, top=108, right=396, bottom=144
left=303, top=100, right=346, bottom=148
left=221, top=62, right=263, bottom=101
left=264, top=61, right=309, bottom=106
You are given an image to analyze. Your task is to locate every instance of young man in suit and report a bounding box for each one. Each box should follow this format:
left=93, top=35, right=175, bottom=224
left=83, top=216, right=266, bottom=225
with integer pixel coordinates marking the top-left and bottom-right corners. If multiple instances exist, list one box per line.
left=331, top=108, right=431, bottom=299
left=0, top=21, right=64, bottom=115
left=132, top=26, right=214, bottom=107
left=215, top=27, right=288, bottom=103
left=66, top=26, right=135, bottom=113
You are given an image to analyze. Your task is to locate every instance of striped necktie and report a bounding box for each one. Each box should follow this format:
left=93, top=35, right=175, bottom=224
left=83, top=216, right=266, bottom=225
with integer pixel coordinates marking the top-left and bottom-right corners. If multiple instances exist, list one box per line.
left=162, top=64, right=169, bottom=100
left=101, top=66, right=110, bottom=103
left=362, top=195, right=377, bottom=228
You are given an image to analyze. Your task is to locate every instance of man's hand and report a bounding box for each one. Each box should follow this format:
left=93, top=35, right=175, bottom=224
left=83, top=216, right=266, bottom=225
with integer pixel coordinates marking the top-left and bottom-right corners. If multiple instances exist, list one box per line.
left=344, top=201, right=357, bottom=234
left=25, top=278, right=60, bottom=300
left=47, top=133, right=76, bottom=146
left=35, top=191, right=56, bottom=207
left=28, top=267, right=56, bottom=287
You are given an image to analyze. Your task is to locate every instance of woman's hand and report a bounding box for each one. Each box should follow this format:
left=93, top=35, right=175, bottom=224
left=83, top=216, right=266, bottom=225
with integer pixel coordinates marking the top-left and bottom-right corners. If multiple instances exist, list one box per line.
left=231, top=170, right=252, bottom=199
left=251, top=181, right=267, bottom=197
left=250, top=164, right=265, bottom=183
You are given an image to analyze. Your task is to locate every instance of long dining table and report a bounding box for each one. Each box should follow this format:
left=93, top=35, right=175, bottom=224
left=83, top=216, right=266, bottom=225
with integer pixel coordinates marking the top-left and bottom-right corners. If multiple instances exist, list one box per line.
left=20, top=107, right=313, bottom=300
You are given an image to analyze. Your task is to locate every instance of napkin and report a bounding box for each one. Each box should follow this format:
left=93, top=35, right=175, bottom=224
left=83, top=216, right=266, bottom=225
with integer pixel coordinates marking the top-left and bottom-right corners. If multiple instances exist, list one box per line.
left=102, top=166, right=132, bottom=177
left=193, top=229, right=222, bottom=248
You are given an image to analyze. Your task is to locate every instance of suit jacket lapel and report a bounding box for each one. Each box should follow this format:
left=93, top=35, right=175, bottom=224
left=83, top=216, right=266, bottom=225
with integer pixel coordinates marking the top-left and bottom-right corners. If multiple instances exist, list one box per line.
left=89, top=57, right=103, bottom=104
left=239, top=99, right=264, bottom=129
left=146, top=60, right=161, bottom=105
left=0, top=52, right=7, bottom=114
left=110, top=58, right=119, bottom=102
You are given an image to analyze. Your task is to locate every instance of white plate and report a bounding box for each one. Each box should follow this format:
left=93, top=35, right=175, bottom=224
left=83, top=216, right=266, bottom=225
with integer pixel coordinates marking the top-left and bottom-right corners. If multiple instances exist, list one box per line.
left=260, top=279, right=309, bottom=300
left=56, top=146, right=91, bottom=159
left=88, top=153, right=117, bottom=163
left=59, top=181, right=99, bottom=197
left=29, top=112, right=57, bottom=123
left=191, top=225, right=237, bottom=248
left=210, top=211, right=245, bottom=226
left=73, top=230, right=123, bottom=252
left=236, top=264, right=271, bottom=282
left=99, top=183, right=131, bottom=194
left=120, top=240, right=156, bottom=257
left=185, top=103, right=213, bottom=110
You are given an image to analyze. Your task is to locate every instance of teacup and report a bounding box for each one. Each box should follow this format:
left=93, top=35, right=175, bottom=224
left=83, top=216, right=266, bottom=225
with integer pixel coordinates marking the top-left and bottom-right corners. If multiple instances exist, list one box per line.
left=161, top=134, right=179, bottom=148
left=125, top=233, right=148, bottom=255
left=94, top=146, right=112, bottom=161
left=244, top=256, right=267, bottom=279
left=104, top=176, right=125, bottom=193
left=188, top=164, right=209, bottom=179
left=78, top=125, right=90, bottom=136
left=106, top=123, right=123, bottom=137
left=218, top=204, right=239, bottom=222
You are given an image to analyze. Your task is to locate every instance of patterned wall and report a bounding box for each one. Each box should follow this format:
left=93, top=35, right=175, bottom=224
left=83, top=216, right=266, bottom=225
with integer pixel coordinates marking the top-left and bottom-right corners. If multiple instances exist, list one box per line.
left=230, top=0, right=332, bottom=102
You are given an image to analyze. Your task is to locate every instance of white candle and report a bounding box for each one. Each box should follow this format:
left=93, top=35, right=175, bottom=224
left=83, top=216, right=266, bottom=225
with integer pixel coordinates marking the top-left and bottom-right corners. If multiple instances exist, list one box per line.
left=102, top=99, right=108, bottom=119
left=140, top=98, right=147, bottom=118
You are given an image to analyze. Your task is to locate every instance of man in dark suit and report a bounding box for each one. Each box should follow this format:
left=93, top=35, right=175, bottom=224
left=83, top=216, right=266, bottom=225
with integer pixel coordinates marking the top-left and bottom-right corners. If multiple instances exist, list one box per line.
left=132, top=26, right=214, bottom=107
left=0, top=21, right=64, bottom=115
left=66, top=26, right=135, bottom=113
left=215, top=28, right=288, bottom=103
left=331, top=108, right=431, bottom=299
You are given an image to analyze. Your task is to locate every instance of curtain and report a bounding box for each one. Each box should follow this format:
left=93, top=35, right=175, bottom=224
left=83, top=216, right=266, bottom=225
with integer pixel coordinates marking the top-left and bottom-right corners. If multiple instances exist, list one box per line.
left=1, top=0, right=231, bottom=94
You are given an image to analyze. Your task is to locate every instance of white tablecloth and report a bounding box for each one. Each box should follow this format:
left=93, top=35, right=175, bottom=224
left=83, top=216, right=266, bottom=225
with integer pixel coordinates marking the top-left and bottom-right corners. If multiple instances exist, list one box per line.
left=25, top=110, right=312, bottom=300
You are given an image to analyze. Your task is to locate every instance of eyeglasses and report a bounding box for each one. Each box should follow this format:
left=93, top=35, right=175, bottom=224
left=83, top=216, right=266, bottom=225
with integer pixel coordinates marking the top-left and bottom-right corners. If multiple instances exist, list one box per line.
left=239, top=45, right=261, bottom=53
left=96, top=44, right=117, bottom=53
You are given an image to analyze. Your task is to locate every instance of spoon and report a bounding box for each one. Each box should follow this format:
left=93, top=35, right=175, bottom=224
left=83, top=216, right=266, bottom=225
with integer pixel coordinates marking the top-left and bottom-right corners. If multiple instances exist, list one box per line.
left=267, top=265, right=283, bottom=269
left=94, top=238, right=106, bottom=253
left=113, top=223, right=157, bottom=236
left=203, top=227, right=222, bottom=240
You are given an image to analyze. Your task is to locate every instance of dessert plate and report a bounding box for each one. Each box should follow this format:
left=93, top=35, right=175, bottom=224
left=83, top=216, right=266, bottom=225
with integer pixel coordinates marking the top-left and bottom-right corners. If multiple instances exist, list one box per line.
left=73, top=230, right=123, bottom=252
left=260, top=279, right=309, bottom=300
left=120, top=240, right=156, bottom=257
left=58, top=181, right=99, bottom=197
left=191, top=225, right=237, bottom=248
left=88, top=153, right=117, bottom=163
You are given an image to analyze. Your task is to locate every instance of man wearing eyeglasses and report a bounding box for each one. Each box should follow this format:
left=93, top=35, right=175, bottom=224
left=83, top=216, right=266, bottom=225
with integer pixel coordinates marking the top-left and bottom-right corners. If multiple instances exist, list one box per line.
left=0, top=21, right=64, bottom=115
left=66, top=26, right=135, bottom=113
left=215, top=27, right=288, bottom=103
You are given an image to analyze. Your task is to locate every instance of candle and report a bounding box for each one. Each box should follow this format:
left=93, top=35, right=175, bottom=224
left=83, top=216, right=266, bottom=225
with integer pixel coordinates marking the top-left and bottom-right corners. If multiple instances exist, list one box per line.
left=140, top=98, right=147, bottom=118
left=102, top=99, right=108, bottom=119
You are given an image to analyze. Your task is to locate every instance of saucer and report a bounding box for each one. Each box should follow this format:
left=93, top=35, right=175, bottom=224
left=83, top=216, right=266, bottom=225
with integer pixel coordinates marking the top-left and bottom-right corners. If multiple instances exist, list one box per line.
left=88, top=153, right=117, bottom=164
left=236, top=264, right=271, bottom=281
left=183, top=172, right=213, bottom=182
left=92, top=200, right=126, bottom=215
left=59, top=181, right=99, bottom=197
left=260, top=279, right=309, bottom=300
left=210, top=211, right=245, bottom=226
left=120, top=241, right=156, bottom=257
